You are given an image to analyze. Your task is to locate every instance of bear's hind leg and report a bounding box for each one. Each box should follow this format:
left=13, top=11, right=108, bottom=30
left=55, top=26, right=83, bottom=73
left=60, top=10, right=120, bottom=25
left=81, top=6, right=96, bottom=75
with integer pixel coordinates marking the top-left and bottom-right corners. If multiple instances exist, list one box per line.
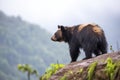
left=98, top=40, right=107, bottom=54
left=94, top=50, right=101, bottom=56
left=99, top=45, right=107, bottom=54
left=83, top=50, right=92, bottom=60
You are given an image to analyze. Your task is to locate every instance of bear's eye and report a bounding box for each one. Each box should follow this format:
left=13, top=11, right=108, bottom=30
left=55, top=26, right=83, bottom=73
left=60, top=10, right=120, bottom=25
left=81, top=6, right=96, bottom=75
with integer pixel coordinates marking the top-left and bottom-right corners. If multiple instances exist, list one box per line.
left=55, top=32, right=59, bottom=37
left=55, top=33, right=57, bottom=37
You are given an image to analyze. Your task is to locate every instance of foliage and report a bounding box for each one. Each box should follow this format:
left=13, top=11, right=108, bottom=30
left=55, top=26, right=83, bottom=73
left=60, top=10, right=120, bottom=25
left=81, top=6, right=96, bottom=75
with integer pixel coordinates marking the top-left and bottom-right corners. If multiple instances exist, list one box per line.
left=0, top=11, right=69, bottom=80
left=87, top=62, right=97, bottom=80
left=105, top=57, right=116, bottom=80
left=40, top=63, right=65, bottom=80
left=17, top=64, right=38, bottom=80
left=110, top=45, right=114, bottom=52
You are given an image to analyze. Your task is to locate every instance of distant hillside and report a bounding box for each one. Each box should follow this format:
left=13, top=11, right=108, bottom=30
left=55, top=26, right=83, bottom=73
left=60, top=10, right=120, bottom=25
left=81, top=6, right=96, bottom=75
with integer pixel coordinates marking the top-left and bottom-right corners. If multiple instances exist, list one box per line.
left=0, top=11, right=69, bottom=80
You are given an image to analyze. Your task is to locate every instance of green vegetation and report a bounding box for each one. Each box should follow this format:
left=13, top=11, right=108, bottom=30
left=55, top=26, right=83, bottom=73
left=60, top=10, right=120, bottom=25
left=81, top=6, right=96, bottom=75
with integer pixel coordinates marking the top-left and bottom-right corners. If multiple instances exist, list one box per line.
left=40, top=63, right=65, bottom=80
left=60, top=75, right=67, bottom=80
left=110, top=45, right=114, bottom=52
left=0, top=11, right=69, bottom=80
left=105, top=57, right=116, bottom=80
left=68, top=70, right=73, bottom=75
left=87, top=62, right=97, bottom=80
left=17, top=64, right=38, bottom=80
left=78, top=68, right=83, bottom=74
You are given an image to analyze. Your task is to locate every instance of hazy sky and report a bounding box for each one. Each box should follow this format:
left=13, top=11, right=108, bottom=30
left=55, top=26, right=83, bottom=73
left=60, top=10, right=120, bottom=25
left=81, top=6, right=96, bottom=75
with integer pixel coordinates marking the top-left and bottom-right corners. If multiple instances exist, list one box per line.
left=0, top=0, right=120, bottom=50
left=0, top=0, right=120, bottom=33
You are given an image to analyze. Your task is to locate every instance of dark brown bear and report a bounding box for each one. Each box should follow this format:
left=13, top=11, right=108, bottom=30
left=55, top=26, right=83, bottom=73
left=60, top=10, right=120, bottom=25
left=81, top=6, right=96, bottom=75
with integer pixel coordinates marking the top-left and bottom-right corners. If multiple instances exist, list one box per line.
left=51, top=23, right=107, bottom=62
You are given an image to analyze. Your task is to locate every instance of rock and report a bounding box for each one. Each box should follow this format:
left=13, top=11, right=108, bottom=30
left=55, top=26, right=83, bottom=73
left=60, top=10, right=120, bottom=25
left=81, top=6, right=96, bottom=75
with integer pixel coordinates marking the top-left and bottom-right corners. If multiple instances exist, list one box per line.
left=49, top=51, right=120, bottom=80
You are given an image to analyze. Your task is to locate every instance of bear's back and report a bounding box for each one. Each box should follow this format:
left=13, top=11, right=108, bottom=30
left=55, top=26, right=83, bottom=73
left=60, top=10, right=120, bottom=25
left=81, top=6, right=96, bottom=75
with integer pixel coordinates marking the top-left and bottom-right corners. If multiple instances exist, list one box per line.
left=77, top=23, right=103, bottom=35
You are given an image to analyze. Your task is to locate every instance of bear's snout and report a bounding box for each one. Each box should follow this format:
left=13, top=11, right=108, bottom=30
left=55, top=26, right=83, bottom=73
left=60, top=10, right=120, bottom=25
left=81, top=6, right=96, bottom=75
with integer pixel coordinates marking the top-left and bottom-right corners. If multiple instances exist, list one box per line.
left=51, top=35, right=56, bottom=41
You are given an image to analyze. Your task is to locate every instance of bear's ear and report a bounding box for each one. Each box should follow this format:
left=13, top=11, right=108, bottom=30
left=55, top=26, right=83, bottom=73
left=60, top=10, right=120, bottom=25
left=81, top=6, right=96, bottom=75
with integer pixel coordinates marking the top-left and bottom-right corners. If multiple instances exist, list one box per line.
left=58, top=25, right=61, bottom=29
left=58, top=25, right=63, bottom=28
left=58, top=25, right=65, bottom=30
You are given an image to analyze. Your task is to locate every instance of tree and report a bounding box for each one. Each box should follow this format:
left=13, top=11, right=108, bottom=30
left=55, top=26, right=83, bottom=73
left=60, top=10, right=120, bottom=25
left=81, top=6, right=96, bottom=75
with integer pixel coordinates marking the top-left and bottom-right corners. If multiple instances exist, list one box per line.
left=17, top=64, right=38, bottom=80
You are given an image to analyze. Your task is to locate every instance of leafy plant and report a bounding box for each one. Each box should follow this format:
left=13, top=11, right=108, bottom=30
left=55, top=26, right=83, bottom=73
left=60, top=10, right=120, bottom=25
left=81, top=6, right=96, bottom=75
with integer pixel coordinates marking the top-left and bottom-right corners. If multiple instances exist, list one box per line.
left=17, top=64, right=38, bottom=80
left=110, top=45, right=114, bottom=52
left=105, top=57, right=116, bottom=80
left=87, top=62, right=97, bottom=80
left=40, top=63, right=65, bottom=80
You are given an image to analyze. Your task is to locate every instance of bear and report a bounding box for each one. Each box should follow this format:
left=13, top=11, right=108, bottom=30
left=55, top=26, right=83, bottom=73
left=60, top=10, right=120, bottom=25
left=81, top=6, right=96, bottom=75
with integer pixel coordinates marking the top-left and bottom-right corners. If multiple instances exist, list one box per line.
left=51, top=23, right=107, bottom=62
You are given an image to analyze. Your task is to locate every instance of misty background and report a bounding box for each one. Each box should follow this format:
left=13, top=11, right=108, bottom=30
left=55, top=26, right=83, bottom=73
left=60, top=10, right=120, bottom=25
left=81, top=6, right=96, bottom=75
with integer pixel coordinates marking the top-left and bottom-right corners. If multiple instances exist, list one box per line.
left=0, top=0, right=120, bottom=49
left=0, top=0, right=120, bottom=80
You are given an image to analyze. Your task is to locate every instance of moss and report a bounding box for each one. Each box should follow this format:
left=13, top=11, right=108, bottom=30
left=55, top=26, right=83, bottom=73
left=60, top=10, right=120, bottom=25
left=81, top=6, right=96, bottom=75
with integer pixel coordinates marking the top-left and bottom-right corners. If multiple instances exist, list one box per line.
left=68, top=70, right=73, bottom=75
left=79, top=68, right=83, bottom=73
left=59, top=70, right=74, bottom=80
left=87, top=62, right=97, bottom=80
left=60, top=75, right=67, bottom=80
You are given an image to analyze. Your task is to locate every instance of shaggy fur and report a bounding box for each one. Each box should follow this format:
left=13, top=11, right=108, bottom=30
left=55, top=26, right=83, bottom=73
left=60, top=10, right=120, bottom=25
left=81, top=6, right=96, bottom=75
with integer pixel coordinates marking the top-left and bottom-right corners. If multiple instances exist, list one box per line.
left=51, top=23, right=107, bottom=62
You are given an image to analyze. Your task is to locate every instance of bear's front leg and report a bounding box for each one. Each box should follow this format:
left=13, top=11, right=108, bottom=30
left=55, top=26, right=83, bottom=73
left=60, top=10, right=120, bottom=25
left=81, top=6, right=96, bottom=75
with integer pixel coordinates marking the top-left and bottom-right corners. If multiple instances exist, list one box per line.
left=70, top=47, right=80, bottom=63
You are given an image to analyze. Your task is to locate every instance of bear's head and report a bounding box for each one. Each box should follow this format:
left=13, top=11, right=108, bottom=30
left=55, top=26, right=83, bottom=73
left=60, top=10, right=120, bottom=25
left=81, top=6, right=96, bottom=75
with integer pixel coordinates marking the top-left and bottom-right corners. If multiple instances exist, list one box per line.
left=51, top=25, right=70, bottom=42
